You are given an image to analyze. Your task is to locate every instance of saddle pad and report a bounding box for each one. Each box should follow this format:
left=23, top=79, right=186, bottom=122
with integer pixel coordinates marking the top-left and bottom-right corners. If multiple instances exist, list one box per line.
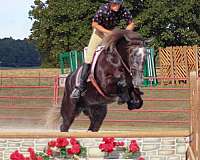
left=75, top=46, right=104, bottom=87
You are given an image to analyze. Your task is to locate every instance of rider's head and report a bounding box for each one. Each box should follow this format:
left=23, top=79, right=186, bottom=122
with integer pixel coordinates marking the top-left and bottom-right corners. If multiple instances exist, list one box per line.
left=109, top=0, right=123, bottom=12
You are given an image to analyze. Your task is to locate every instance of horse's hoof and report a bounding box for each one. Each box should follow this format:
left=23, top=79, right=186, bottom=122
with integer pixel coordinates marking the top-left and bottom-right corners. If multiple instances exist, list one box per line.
left=117, top=99, right=125, bottom=105
left=60, top=125, right=68, bottom=132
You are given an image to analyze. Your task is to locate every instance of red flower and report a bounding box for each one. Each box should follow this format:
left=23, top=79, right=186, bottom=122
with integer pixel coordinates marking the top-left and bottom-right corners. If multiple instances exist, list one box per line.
left=99, top=137, right=125, bottom=154
left=116, top=141, right=125, bottom=146
left=99, top=143, right=114, bottom=153
left=128, top=139, right=140, bottom=153
left=56, top=137, right=69, bottom=147
left=10, top=150, right=26, bottom=160
left=71, top=143, right=81, bottom=154
left=48, top=140, right=56, bottom=147
left=70, top=137, right=78, bottom=145
left=131, top=140, right=137, bottom=144
left=67, top=148, right=73, bottom=155
left=67, top=143, right=81, bottom=155
left=46, top=148, right=53, bottom=156
left=27, top=147, right=36, bottom=160
left=137, top=157, right=145, bottom=160
left=102, top=137, right=115, bottom=144
left=105, top=143, right=114, bottom=153
left=99, top=143, right=105, bottom=150
left=129, top=143, right=139, bottom=153
left=36, top=157, right=44, bottom=160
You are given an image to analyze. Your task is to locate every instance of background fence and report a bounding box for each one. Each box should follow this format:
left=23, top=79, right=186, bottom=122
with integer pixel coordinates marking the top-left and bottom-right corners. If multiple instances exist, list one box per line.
left=0, top=75, right=190, bottom=131
left=0, top=73, right=193, bottom=160
left=0, top=69, right=199, bottom=159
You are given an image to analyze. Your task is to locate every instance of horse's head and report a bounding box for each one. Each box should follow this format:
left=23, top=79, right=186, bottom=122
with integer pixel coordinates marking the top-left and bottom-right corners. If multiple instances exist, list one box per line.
left=103, top=29, right=146, bottom=88
left=123, top=30, right=146, bottom=87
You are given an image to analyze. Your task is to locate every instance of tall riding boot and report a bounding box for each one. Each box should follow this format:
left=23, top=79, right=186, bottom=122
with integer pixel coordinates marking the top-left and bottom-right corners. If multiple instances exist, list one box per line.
left=70, top=63, right=91, bottom=99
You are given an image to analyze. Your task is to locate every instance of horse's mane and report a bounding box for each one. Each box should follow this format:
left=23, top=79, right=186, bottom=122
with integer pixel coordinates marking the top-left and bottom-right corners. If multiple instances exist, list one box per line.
left=102, top=29, right=144, bottom=52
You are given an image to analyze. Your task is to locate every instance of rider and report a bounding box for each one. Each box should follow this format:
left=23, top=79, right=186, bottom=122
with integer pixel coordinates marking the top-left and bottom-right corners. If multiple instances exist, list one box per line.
left=71, top=0, right=135, bottom=99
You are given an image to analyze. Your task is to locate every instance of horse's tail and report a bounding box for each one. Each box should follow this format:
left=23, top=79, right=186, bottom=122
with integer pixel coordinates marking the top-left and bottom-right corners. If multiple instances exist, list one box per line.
left=45, top=104, right=61, bottom=130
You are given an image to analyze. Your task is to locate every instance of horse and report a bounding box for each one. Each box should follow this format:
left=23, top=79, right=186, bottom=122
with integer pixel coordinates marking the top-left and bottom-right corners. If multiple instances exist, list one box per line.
left=47, top=29, right=146, bottom=132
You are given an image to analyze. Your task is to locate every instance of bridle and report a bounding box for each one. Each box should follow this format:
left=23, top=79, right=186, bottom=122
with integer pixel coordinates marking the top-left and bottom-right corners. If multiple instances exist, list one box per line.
left=113, top=47, right=144, bottom=78
left=113, top=47, right=133, bottom=76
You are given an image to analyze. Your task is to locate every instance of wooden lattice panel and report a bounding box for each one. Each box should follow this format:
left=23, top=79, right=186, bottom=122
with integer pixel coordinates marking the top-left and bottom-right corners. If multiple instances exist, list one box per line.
left=159, top=47, right=174, bottom=84
left=186, top=46, right=196, bottom=71
left=159, top=45, right=199, bottom=85
left=173, top=46, right=188, bottom=79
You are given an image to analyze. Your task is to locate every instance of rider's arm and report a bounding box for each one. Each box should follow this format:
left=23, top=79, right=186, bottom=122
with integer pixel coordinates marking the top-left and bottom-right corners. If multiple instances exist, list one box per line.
left=92, top=4, right=112, bottom=35
left=92, top=21, right=112, bottom=35
left=122, top=7, right=135, bottom=31
left=126, top=22, right=135, bottom=31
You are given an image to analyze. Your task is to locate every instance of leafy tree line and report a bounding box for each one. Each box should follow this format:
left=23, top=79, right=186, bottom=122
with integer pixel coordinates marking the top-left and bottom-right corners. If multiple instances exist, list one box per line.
left=29, top=0, right=200, bottom=66
left=0, top=38, right=41, bottom=67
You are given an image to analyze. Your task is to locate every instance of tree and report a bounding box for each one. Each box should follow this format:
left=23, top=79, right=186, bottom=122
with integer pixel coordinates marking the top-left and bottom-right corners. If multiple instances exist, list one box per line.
left=29, top=0, right=105, bottom=67
left=0, top=38, right=41, bottom=67
left=136, top=0, right=200, bottom=48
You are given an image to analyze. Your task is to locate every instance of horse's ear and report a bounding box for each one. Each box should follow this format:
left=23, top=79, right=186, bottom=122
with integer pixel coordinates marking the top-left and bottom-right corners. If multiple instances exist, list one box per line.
left=144, top=38, right=154, bottom=45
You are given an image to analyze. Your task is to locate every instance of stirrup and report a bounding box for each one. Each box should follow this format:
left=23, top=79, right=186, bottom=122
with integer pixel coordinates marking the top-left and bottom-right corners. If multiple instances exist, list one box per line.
left=70, top=88, right=81, bottom=99
left=117, top=98, right=126, bottom=105
left=70, top=88, right=87, bottom=99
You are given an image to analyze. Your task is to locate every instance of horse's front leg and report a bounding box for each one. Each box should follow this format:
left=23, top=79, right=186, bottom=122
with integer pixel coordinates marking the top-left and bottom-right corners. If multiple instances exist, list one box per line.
left=87, top=104, right=107, bottom=132
left=60, top=96, right=76, bottom=132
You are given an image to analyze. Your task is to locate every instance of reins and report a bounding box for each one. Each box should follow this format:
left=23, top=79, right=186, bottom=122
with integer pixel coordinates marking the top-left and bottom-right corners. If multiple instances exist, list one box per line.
left=113, top=47, right=133, bottom=76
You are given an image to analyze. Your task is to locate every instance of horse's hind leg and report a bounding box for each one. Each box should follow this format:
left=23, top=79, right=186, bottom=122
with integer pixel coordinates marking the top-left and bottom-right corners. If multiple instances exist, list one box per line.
left=87, top=104, right=107, bottom=132
left=60, top=94, right=76, bottom=132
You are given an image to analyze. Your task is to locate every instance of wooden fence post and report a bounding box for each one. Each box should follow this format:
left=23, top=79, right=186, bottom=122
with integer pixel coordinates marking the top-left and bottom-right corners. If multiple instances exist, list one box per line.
left=190, top=71, right=200, bottom=159
left=195, top=45, right=200, bottom=77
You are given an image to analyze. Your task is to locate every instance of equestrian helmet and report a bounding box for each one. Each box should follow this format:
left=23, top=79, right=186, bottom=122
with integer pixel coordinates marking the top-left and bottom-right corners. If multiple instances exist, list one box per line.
left=109, top=0, right=123, bottom=4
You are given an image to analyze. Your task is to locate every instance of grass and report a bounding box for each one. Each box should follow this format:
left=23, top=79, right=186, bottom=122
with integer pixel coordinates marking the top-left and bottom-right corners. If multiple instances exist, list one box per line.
left=0, top=68, right=190, bottom=131
left=0, top=68, right=60, bottom=76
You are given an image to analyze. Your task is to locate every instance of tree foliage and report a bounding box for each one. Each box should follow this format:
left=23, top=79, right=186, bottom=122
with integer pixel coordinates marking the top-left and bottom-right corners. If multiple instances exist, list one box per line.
left=29, top=0, right=105, bottom=66
left=29, top=0, right=200, bottom=66
left=0, top=38, right=41, bottom=67
left=136, top=0, right=200, bottom=48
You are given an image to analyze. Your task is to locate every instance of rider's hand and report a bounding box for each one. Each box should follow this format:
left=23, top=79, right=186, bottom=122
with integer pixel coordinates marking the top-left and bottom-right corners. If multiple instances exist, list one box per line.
left=104, top=30, right=112, bottom=36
